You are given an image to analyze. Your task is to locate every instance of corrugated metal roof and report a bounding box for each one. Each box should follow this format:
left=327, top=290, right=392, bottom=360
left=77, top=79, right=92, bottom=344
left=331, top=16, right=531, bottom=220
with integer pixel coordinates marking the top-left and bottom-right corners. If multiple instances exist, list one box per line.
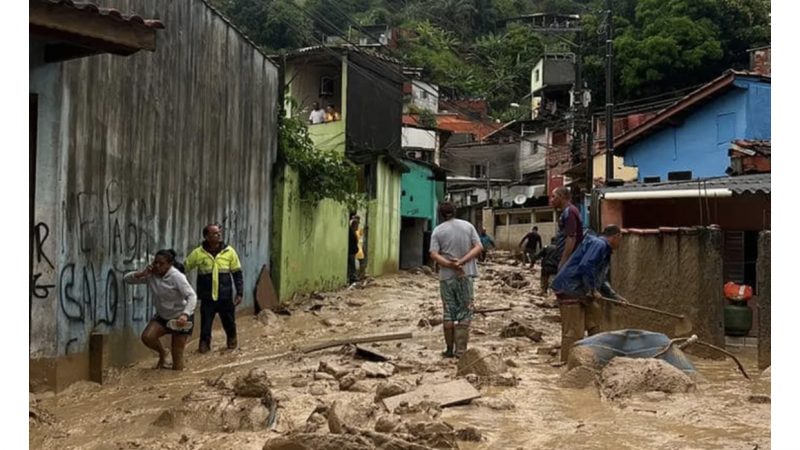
left=599, top=173, right=770, bottom=195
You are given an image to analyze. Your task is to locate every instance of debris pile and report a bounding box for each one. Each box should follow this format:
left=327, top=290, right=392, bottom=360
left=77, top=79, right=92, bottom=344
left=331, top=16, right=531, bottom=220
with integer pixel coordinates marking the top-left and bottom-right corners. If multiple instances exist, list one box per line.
left=598, top=358, right=696, bottom=400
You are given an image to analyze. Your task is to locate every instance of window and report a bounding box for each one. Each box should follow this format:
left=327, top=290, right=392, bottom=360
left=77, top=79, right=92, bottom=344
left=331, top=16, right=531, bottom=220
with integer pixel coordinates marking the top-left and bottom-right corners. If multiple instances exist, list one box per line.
left=471, top=164, right=486, bottom=178
left=534, top=69, right=540, bottom=83
left=534, top=210, right=553, bottom=223
left=513, top=214, right=531, bottom=224
left=320, top=77, right=335, bottom=96
left=469, top=195, right=479, bottom=204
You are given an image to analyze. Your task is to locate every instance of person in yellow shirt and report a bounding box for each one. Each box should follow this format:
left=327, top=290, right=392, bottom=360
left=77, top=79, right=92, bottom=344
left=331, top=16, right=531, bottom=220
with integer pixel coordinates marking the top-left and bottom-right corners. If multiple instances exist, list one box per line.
left=325, top=103, right=341, bottom=122
left=184, top=224, right=243, bottom=353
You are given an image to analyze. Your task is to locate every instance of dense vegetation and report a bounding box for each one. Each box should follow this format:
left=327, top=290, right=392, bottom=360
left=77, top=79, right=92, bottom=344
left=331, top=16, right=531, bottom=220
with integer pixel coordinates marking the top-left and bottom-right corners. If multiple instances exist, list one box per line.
left=211, top=0, right=770, bottom=119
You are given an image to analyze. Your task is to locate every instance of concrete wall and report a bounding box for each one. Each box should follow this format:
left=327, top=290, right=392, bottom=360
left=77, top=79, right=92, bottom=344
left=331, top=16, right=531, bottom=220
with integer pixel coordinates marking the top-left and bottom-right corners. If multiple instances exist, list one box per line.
left=30, top=0, right=278, bottom=390
left=491, top=207, right=557, bottom=252
left=757, top=231, right=770, bottom=370
left=271, top=166, right=348, bottom=302
left=624, top=78, right=770, bottom=181
left=367, top=158, right=402, bottom=276
left=608, top=229, right=726, bottom=356
left=519, top=137, right=546, bottom=178
left=409, top=81, right=438, bottom=113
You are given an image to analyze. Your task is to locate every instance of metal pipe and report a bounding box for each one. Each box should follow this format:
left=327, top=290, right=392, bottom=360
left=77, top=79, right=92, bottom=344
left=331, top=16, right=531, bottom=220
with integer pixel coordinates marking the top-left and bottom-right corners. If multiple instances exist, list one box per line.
left=604, top=0, right=614, bottom=183
left=602, top=188, right=733, bottom=200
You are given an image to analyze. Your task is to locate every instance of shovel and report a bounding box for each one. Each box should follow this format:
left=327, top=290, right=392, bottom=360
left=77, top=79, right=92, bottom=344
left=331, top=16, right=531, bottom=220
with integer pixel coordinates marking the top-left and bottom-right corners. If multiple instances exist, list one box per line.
left=597, top=296, right=694, bottom=336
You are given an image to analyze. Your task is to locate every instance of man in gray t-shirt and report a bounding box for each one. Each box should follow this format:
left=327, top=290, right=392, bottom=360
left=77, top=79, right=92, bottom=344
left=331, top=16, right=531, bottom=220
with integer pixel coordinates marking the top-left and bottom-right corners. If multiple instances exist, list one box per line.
left=429, top=202, right=484, bottom=358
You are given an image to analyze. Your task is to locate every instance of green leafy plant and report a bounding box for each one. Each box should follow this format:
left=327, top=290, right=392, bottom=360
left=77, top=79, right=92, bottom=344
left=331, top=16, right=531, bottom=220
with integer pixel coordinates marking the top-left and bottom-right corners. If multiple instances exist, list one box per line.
left=279, top=98, right=364, bottom=210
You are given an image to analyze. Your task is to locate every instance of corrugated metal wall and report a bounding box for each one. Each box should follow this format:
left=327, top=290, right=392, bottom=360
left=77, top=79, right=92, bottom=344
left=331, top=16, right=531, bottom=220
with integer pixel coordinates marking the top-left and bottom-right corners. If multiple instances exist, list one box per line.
left=30, top=0, right=279, bottom=360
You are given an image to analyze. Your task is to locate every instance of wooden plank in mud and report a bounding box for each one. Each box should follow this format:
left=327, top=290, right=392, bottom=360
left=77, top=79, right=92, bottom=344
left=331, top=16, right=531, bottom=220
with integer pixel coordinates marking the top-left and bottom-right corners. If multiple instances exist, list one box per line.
left=354, top=344, right=391, bottom=362
left=382, top=379, right=480, bottom=412
left=254, top=265, right=280, bottom=312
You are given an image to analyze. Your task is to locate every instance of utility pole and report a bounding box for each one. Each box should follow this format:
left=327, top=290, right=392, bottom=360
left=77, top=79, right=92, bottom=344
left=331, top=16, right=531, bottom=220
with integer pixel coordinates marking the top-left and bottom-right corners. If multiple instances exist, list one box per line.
left=604, top=0, right=615, bottom=183
left=485, top=160, right=491, bottom=206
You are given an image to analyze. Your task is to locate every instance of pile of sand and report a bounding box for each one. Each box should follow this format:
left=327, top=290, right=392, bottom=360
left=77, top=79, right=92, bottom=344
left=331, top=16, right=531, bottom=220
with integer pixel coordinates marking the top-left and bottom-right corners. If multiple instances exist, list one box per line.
left=599, top=357, right=695, bottom=400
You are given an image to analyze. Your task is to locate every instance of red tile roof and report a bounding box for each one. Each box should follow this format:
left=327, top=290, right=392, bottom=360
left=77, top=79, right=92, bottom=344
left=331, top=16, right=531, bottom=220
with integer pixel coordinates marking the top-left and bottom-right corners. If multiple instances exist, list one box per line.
left=42, top=0, right=165, bottom=29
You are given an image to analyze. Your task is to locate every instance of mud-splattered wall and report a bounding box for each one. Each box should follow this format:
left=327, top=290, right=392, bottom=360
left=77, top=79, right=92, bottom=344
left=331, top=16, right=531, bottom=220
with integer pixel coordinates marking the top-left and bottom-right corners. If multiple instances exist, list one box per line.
left=30, top=0, right=278, bottom=388
left=608, top=228, right=725, bottom=354
left=757, top=231, right=770, bottom=370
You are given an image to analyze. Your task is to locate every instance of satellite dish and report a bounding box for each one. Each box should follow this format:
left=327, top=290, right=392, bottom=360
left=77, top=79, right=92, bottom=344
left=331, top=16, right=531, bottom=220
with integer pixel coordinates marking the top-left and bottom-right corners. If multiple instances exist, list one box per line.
left=514, top=194, right=528, bottom=205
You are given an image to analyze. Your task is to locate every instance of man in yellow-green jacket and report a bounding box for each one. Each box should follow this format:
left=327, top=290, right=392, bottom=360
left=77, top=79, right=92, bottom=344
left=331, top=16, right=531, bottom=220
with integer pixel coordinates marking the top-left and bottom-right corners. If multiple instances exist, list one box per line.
left=185, top=224, right=244, bottom=353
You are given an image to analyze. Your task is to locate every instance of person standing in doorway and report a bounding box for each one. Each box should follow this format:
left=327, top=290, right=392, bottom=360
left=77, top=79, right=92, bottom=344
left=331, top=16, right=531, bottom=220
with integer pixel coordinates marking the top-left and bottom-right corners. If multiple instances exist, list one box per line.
left=430, top=202, right=483, bottom=358
left=308, top=102, right=326, bottom=125
left=519, top=225, right=543, bottom=268
left=551, top=225, right=628, bottom=362
left=348, top=216, right=360, bottom=284
left=124, top=249, right=197, bottom=370
left=185, top=224, right=244, bottom=353
left=550, top=187, right=584, bottom=270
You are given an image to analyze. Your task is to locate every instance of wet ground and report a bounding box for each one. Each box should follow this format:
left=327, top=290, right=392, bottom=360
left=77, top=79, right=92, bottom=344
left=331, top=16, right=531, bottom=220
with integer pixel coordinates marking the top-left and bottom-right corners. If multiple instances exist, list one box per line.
left=30, top=254, right=770, bottom=450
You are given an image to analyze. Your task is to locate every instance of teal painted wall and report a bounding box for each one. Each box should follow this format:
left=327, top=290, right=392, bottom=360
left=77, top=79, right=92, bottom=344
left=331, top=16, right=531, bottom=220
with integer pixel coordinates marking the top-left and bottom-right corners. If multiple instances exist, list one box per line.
left=400, top=161, right=438, bottom=226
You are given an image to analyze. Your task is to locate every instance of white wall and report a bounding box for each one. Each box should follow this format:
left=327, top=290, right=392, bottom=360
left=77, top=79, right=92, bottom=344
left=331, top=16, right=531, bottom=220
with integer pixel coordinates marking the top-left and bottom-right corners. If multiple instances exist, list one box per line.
left=402, top=126, right=437, bottom=150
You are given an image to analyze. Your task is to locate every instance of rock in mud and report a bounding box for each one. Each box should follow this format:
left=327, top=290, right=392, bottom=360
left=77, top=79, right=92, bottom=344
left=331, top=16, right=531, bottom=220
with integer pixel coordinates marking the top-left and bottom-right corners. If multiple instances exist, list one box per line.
left=29, top=401, right=55, bottom=427
left=263, top=433, right=375, bottom=450
left=643, top=391, right=668, bottom=402
left=566, top=346, right=603, bottom=371
left=456, top=426, right=483, bottom=442
left=375, top=414, right=402, bottom=433
left=542, top=314, right=561, bottom=323
left=153, top=385, right=274, bottom=432
left=558, top=366, right=598, bottom=389
left=599, top=358, right=696, bottom=400
left=500, top=321, right=543, bottom=341
left=319, top=361, right=350, bottom=379
left=421, top=266, right=434, bottom=276
left=473, top=397, right=515, bottom=411
left=292, top=378, right=309, bottom=388
left=457, top=348, right=507, bottom=377
left=493, top=372, right=519, bottom=387
left=309, top=383, right=328, bottom=396
left=405, top=420, right=458, bottom=448
left=375, top=381, right=408, bottom=402
left=233, top=368, right=273, bottom=398
left=418, top=317, right=444, bottom=327
left=346, top=298, right=366, bottom=307
left=256, top=310, right=282, bottom=328
left=323, top=318, right=346, bottom=327
left=315, top=372, right=336, bottom=381
left=362, top=362, right=395, bottom=378
left=747, top=394, right=771, bottom=404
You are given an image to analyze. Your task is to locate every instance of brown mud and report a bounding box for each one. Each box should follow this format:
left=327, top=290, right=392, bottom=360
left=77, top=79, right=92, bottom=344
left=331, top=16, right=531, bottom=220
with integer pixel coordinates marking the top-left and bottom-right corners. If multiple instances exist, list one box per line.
left=30, top=253, right=770, bottom=450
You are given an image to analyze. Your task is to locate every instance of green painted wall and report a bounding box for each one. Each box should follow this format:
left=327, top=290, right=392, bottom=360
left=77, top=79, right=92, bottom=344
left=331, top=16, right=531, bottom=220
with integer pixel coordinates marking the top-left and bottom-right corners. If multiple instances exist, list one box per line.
left=271, top=165, right=349, bottom=302
left=271, top=117, right=348, bottom=302
left=400, top=161, right=438, bottom=226
left=367, top=158, right=402, bottom=277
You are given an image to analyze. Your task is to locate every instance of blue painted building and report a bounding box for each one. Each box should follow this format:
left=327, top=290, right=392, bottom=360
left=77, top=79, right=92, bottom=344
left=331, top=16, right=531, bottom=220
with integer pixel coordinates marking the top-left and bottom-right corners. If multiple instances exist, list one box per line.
left=615, top=71, right=770, bottom=181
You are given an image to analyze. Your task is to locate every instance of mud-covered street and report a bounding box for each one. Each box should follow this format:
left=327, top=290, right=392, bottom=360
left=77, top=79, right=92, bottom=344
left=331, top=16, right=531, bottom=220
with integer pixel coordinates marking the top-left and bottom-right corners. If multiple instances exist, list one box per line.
left=30, top=257, right=770, bottom=450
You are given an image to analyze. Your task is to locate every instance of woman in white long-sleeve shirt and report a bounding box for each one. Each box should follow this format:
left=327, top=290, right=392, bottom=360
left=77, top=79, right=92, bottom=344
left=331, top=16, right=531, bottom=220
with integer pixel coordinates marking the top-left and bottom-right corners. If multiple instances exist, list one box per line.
left=124, top=249, right=197, bottom=370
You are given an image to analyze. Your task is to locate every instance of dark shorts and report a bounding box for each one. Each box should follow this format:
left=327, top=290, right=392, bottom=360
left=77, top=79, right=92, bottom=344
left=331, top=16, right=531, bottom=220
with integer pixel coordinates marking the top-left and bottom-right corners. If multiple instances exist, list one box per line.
left=152, top=314, right=195, bottom=336
left=439, top=277, right=474, bottom=322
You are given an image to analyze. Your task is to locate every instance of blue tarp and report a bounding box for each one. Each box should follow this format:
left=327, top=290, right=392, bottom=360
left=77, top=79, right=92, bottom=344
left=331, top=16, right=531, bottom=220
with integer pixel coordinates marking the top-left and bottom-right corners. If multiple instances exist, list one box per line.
left=574, top=329, right=696, bottom=374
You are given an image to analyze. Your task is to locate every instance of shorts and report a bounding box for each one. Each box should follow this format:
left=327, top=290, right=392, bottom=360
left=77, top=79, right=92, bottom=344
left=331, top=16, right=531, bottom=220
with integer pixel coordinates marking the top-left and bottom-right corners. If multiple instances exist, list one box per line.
left=153, top=314, right=195, bottom=336
left=439, top=276, right=475, bottom=322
